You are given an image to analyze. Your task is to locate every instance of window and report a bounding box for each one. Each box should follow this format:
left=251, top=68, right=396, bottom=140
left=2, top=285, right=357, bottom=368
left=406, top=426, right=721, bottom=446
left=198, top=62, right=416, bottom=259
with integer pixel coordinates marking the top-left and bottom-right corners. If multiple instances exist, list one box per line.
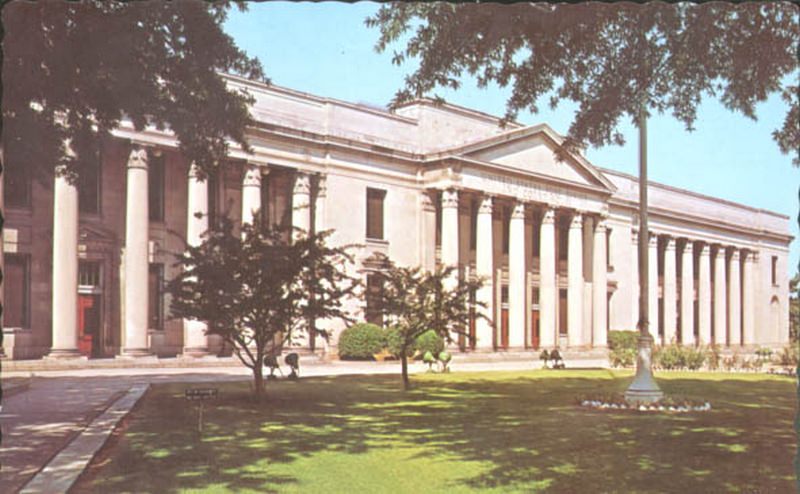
left=365, top=273, right=383, bottom=326
left=5, top=164, right=31, bottom=208
left=78, top=261, right=102, bottom=289
left=772, top=256, right=778, bottom=286
left=207, top=169, right=219, bottom=228
left=148, top=152, right=165, bottom=221
left=366, top=188, right=386, bottom=240
left=4, top=254, right=30, bottom=328
left=78, top=149, right=101, bottom=214
left=148, top=264, right=164, bottom=330
left=259, top=171, right=271, bottom=226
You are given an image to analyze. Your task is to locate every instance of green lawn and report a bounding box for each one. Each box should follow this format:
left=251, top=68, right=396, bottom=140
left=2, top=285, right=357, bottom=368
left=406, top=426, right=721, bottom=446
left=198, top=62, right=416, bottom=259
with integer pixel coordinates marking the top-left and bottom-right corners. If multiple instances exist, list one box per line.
left=74, top=370, right=796, bottom=493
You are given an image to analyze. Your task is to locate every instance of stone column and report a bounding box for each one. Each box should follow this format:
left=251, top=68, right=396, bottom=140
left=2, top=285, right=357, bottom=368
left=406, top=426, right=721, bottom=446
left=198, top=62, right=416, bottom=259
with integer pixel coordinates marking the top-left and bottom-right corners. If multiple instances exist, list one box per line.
left=539, top=208, right=557, bottom=348
left=122, top=147, right=151, bottom=356
left=292, top=172, right=311, bottom=242
left=680, top=240, right=695, bottom=345
left=508, top=201, right=526, bottom=349
left=728, top=249, right=742, bottom=346
left=713, top=245, right=727, bottom=345
left=241, top=164, right=262, bottom=227
left=698, top=243, right=712, bottom=344
left=567, top=212, right=584, bottom=347
left=592, top=217, right=608, bottom=347
left=474, top=195, right=494, bottom=350
left=314, top=174, right=326, bottom=234
left=631, top=230, right=640, bottom=329
left=291, top=171, right=312, bottom=348
left=183, top=163, right=210, bottom=356
left=49, top=167, right=81, bottom=357
left=663, top=237, right=677, bottom=344
left=742, top=251, right=756, bottom=346
left=440, top=189, right=460, bottom=271
left=648, top=233, right=659, bottom=341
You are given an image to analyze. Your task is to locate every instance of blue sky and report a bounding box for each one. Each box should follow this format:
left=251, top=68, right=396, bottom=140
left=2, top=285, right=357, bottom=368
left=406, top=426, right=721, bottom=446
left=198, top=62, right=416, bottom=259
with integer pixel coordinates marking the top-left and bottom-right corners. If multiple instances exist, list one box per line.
left=225, top=2, right=799, bottom=273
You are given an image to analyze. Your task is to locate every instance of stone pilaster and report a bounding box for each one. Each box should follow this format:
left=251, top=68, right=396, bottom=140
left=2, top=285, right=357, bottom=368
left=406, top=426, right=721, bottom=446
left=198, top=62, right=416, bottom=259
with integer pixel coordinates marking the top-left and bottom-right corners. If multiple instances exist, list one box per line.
left=592, top=217, right=608, bottom=347
left=122, top=146, right=151, bottom=356
left=539, top=208, right=557, bottom=348
left=314, top=173, right=326, bottom=234
left=508, top=201, right=526, bottom=349
left=440, top=189, right=460, bottom=271
left=728, top=249, right=741, bottom=346
left=474, top=195, right=494, bottom=350
left=663, top=237, right=677, bottom=344
left=421, top=190, right=438, bottom=272
left=698, top=243, right=712, bottom=344
left=567, top=212, right=584, bottom=347
left=680, top=240, right=695, bottom=345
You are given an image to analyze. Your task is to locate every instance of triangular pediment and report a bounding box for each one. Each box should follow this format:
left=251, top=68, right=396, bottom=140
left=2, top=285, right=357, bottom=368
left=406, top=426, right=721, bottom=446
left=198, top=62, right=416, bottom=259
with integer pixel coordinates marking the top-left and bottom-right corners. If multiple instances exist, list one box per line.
left=444, top=124, right=615, bottom=192
left=79, top=223, right=119, bottom=244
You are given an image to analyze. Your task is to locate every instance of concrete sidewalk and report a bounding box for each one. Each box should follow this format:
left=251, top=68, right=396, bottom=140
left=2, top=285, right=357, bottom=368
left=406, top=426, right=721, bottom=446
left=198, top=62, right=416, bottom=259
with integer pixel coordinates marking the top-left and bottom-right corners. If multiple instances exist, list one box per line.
left=0, top=357, right=609, bottom=493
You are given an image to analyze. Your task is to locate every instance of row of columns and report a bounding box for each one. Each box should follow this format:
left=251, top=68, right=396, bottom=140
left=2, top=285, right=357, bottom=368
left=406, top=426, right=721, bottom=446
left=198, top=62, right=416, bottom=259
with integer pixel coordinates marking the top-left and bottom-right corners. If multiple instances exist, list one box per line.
left=443, top=189, right=608, bottom=350
left=633, top=232, right=757, bottom=346
left=49, top=143, right=322, bottom=358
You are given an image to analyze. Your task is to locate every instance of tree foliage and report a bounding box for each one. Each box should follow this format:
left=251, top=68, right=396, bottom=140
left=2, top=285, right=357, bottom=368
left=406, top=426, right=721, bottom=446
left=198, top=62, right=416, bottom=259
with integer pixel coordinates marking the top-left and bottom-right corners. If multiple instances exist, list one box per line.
left=367, top=2, right=799, bottom=164
left=374, top=256, right=486, bottom=389
left=3, top=0, right=265, bottom=183
left=167, top=216, right=361, bottom=397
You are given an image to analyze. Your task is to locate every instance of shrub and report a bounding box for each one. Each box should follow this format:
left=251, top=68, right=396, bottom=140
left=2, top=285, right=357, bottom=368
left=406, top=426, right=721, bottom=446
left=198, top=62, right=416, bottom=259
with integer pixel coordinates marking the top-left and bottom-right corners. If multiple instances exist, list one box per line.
left=755, top=347, right=773, bottom=363
left=383, top=326, right=409, bottom=358
left=775, top=343, right=799, bottom=367
left=415, top=330, right=445, bottom=358
left=706, top=344, right=722, bottom=370
left=608, top=330, right=638, bottom=368
left=655, top=345, right=685, bottom=370
left=338, top=323, right=385, bottom=360
left=684, top=346, right=707, bottom=370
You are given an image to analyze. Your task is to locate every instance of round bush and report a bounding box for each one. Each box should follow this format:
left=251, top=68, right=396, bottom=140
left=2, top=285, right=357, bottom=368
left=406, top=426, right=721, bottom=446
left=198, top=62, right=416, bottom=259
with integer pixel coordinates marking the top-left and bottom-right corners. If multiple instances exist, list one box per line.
left=415, top=330, right=444, bottom=358
left=384, top=327, right=413, bottom=358
left=338, top=323, right=385, bottom=360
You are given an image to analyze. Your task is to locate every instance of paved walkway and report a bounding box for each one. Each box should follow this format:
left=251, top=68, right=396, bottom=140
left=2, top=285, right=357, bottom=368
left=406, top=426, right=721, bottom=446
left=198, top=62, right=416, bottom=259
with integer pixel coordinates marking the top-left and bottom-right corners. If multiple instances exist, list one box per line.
left=0, top=356, right=608, bottom=493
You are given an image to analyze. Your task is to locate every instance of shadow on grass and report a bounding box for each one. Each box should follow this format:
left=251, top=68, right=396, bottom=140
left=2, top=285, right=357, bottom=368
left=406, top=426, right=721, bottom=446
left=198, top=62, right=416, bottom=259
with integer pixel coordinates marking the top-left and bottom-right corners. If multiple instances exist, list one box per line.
left=73, top=370, right=795, bottom=493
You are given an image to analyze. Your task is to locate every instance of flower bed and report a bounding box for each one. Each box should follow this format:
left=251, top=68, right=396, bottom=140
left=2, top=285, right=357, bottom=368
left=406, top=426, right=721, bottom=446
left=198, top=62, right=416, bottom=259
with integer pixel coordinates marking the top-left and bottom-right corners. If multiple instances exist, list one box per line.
left=576, top=393, right=712, bottom=413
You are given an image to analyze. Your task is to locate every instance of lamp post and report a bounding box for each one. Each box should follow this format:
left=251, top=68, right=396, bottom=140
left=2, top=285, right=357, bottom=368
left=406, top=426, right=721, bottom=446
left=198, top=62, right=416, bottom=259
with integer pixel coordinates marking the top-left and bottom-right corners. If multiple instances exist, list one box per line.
left=625, top=103, right=664, bottom=403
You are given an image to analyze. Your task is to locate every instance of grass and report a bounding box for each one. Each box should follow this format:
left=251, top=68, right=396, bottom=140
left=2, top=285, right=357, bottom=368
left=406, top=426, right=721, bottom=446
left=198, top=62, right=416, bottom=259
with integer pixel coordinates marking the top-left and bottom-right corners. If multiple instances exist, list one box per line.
left=73, top=370, right=796, bottom=493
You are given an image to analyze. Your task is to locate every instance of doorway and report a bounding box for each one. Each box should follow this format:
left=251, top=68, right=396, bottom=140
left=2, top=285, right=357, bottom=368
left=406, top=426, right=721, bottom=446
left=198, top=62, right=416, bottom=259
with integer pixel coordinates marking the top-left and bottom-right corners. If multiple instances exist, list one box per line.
left=78, top=261, right=104, bottom=358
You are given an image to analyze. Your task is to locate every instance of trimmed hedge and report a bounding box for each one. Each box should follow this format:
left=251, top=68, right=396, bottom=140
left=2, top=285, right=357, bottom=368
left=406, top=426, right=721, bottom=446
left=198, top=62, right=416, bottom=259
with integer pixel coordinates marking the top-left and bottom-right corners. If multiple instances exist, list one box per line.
left=415, top=330, right=445, bottom=358
left=338, top=323, right=385, bottom=360
left=608, top=330, right=638, bottom=368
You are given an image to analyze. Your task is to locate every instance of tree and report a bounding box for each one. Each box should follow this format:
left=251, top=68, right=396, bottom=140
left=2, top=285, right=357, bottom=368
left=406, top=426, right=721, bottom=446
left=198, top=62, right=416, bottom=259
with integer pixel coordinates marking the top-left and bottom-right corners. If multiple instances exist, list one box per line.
left=3, top=0, right=264, bottom=183
left=790, top=272, right=799, bottom=342
left=367, top=3, right=798, bottom=164
left=368, top=1, right=799, bottom=402
left=167, top=216, right=361, bottom=399
left=375, top=256, right=486, bottom=390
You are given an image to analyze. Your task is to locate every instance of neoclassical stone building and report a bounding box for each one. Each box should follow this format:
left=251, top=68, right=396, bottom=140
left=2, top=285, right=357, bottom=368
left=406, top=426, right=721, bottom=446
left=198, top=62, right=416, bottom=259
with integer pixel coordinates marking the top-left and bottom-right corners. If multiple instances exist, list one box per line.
left=2, top=74, right=793, bottom=359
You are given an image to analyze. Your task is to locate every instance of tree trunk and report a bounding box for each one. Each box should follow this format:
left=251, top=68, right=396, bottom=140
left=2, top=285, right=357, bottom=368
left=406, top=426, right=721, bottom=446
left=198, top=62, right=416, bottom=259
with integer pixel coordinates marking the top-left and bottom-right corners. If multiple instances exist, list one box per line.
left=401, top=353, right=410, bottom=390
left=253, top=362, right=265, bottom=400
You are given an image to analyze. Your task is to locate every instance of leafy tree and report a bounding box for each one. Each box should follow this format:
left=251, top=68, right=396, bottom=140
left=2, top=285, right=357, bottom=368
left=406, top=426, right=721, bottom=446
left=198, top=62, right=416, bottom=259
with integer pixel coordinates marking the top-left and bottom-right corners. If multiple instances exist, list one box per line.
left=3, top=0, right=264, bottom=184
left=374, top=256, right=486, bottom=390
left=367, top=3, right=799, bottom=164
left=167, top=216, right=360, bottom=398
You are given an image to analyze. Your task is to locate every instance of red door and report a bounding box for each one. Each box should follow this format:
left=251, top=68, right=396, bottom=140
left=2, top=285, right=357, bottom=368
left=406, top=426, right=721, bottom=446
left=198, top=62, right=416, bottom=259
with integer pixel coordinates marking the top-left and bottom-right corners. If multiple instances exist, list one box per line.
left=531, top=310, right=540, bottom=349
left=78, top=295, right=101, bottom=357
left=500, top=309, right=509, bottom=349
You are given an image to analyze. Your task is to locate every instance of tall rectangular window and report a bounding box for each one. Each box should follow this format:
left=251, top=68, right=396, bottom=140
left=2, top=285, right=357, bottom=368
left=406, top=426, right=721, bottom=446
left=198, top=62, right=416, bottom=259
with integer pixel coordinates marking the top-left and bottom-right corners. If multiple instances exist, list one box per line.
left=470, top=199, right=477, bottom=251
left=148, top=152, right=165, bottom=221
left=78, top=149, right=101, bottom=214
left=207, top=170, right=219, bottom=229
left=502, top=206, right=510, bottom=254
left=5, top=164, right=32, bottom=208
left=772, top=256, right=778, bottom=285
left=4, top=254, right=30, bottom=328
left=365, top=273, right=384, bottom=326
left=366, top=188, right=386, bottom=240
left=148, top=264, right=164, bottom=330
